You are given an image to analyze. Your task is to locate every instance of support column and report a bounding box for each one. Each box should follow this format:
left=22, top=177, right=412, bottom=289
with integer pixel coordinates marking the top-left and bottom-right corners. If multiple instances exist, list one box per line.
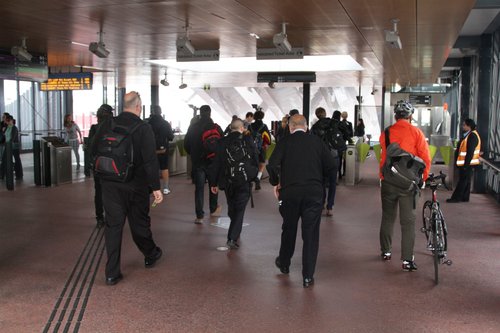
left=474, top=34, right=493, bottom=193
left=302, top=83, right=310, bottom=124
left=117, top=88, right=126, bottom=114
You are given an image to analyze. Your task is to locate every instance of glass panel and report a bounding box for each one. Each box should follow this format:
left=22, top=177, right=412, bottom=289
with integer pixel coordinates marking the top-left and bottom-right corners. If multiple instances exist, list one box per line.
left=18, top=81, right=33, bottom=150
left=73, top=85, right=103, bottom=137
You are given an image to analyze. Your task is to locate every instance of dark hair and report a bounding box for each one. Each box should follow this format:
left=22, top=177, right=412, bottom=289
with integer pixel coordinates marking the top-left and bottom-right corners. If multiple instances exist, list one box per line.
left=245, top=112, right=254, bottom=118
left=97, top=104, right=114, bottom=123
left=289, top=109, right=299, bottom=116
left=254, top=110, right=265, bottom=120
left=315, top=107, right=326, bottom=119
left=464, top=118, right=476, bottom=130
left=150, top=105, right=162, bottom=115
left=200, top=105, right=211, bottom=117
left=332, top=110, right=341, bottom=120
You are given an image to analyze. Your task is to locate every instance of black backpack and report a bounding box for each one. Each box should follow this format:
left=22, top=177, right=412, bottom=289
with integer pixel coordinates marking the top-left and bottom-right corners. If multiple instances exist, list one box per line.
left=225, top=135, right=258, bottom=187
left=382, top=127, right=426, bottom=192
left=325, top=120, right=347, bottom=152
left=94, top=119, right=144, bottom=182
left=201, top=123, right=222, bottom=160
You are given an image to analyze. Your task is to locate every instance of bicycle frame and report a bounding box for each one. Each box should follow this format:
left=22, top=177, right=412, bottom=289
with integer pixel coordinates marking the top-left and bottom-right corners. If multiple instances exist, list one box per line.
left=421, top=172, right=452, bottom=284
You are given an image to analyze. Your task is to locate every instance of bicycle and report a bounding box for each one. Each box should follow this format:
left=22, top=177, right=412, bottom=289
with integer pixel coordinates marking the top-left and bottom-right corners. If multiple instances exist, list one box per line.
left=421, top=171, right=452, bottom=285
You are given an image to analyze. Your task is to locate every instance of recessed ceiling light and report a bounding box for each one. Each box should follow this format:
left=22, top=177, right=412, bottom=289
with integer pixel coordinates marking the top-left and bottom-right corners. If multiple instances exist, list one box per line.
left=148, top=55, right=363, bottom=73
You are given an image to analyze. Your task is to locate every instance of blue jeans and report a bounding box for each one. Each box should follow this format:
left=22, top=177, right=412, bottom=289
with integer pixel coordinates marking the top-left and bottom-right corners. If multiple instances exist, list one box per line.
left=193, top=166, right=218, bottom=218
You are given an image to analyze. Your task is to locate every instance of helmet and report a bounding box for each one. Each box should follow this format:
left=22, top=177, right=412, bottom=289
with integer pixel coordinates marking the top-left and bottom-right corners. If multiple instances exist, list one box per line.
left=393, top=100, right=414, bottom=118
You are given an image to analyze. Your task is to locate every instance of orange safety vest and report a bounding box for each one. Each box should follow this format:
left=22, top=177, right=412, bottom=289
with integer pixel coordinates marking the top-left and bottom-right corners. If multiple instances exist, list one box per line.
left=456, top=130, right=481, bottom=166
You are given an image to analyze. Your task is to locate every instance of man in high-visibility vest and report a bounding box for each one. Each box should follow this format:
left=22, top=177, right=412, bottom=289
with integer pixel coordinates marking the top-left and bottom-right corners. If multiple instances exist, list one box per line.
left=447, top=118, right=481, bottom=203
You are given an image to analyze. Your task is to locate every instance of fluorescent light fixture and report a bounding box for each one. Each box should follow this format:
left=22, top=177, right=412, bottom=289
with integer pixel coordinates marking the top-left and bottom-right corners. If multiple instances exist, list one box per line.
left=148, top=55, right=363, bottom=73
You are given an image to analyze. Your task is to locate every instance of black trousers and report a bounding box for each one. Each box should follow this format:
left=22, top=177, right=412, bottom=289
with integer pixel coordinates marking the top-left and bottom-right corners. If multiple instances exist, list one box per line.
left=225, top=183, right=251, bottom=241
left=193, top=166, right=218, bottom=218
left=94, top=174, right=104, bottom=219
left=102, top=181, right=158, bottom=278
left=451, top=166, right=473, bottom=201
left=278, top=186, right=323, bottom=279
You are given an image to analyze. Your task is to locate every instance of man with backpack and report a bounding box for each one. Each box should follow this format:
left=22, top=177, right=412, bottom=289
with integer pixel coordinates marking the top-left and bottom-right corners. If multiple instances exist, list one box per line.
left=208, top=118, right=259, bottom=249
left=184, top=105, right=223, bottom=223
left=88, top=103, right=114, bottom=228
left=148, top=105, right=174, bottom=195
left=90, top=91, right=164, bottom=286
left=310, top=107, right=340, bottom=217
left=379, top=100, right=430, bottom=272
left=248, top=110, right=271, bottom=190
left=332, top=111, right=350, bottom=180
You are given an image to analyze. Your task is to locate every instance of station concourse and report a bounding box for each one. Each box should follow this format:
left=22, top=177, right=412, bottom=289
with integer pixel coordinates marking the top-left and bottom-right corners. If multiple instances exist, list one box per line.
left=0, top=155, right=499, bottom=332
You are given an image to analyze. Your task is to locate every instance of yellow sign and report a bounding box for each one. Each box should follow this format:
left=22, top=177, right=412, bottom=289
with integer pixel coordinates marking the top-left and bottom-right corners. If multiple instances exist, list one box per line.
left=40, top=73, right=93, bottom=91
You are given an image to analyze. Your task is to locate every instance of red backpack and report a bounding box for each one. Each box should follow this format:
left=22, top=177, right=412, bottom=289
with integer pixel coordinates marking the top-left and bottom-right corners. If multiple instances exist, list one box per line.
left=201, top=123, right=221, bottom=159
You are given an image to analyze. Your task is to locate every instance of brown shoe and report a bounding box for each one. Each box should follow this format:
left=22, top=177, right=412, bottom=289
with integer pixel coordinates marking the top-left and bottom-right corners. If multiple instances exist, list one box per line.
left=210, top=205, right=222, bottom=217
left=326, top=209, right=333, bottom=217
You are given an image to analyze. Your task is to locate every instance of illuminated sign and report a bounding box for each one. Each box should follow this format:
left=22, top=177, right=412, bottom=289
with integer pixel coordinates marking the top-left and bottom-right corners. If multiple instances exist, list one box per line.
left=409, top=94, right=432, bottom=106
left=40, top=72, right=93, bottom=91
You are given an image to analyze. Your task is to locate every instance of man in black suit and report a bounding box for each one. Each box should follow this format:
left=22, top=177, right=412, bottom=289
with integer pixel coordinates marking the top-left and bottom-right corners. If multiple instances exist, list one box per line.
left=267, top=115, right=336, bottom=288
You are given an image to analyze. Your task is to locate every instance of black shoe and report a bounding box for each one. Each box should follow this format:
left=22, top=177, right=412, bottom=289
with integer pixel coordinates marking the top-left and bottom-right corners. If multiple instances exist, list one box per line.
left=255, top=180, right=261, bottom=191
left=105, top=273, right=123, bottom=286
left=303, top=277, right=315, bottom=288
left=96, top=217, right=105, bottom=228
left=446, top=198, right=460, bottom=203
left=275, top=257, right=289, bottom=274
left=381, top=252, right=392, bottom=261
left=145, top=247, right=163, bottom=268
left=226, top=239, right=239, bottom=249
left=402, top=260, right=418, bottom=272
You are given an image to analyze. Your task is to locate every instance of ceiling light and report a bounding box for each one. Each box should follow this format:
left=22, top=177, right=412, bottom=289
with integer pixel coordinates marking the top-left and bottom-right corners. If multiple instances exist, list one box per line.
left=179, top=72, right=187, bottom=89
left=273, top=23, right=292, bottom=52
left=11, top=37, right=32, bottom=62
left=89, top=30, right=110, bottom=58
left=160, top=69, right=169, bottom=86
left=385, top=19, right=402, bottom=49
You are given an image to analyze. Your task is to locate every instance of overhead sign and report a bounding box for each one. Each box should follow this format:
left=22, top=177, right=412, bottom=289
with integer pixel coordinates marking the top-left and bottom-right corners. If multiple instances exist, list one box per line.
left=176, top=50, right=220, bottom=62
left=409, top=94, right=432, bottom=106
left=40, top=72, right=93, bottom=91
left=256, top=48, right=304, bottom=60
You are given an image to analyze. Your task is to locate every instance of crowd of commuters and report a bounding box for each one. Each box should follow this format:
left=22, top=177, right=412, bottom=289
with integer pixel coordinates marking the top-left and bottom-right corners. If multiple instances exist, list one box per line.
left=3, top=92, right=480, bottom=288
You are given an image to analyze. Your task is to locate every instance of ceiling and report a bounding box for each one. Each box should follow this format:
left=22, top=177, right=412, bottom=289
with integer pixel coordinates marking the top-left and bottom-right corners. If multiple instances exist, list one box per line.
left=0, top=0, right=477, bottom=89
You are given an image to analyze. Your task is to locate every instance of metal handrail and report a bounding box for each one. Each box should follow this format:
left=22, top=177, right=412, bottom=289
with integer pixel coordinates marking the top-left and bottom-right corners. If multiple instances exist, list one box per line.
left=480, top=157, right=500, bottom=174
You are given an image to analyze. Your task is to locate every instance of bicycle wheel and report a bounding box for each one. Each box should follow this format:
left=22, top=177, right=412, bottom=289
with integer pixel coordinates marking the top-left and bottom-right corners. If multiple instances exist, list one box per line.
left=422, top=200, right=433, bottom=241
left=432, top=215, right=440, bottom=285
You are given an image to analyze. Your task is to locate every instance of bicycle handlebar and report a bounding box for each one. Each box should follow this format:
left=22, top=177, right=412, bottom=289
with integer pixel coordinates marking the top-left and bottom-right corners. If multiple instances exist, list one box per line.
left=426, top=171, right=449, bottom=190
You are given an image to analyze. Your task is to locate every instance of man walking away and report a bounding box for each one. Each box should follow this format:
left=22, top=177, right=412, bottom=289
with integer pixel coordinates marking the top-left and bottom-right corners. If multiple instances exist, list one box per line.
left=446, top=118, right=481, bottom=203
left=148, top=105, right=175, bottom=195
left=379, top=100, right=430, bottom=272
left=184, top=105, right=223, bottom=223
left=208, top=118, right=259, bottom=249
left=310, top=107, right=339, bottom=217
left=90, top=91, right=164, bottom=286
left=88, top=104, right=114, bottom=228
left=267, top=115, right=335, bottom=288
